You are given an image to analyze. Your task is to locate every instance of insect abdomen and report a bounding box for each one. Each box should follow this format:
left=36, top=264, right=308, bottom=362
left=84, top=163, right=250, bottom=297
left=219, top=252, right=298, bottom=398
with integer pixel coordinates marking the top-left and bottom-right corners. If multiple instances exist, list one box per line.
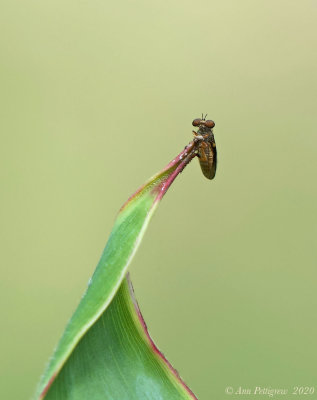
left=198, top=142, right=217, bottom=180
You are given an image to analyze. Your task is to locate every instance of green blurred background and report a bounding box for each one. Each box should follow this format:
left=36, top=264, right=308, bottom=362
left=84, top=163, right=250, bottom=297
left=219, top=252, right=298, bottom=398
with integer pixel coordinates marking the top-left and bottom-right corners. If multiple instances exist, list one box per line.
left=1, top=0, right=316, bottom=399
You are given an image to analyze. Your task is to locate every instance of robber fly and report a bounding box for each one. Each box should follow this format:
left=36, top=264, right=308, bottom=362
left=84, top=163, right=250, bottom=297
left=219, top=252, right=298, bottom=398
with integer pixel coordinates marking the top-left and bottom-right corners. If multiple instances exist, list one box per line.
left=191, top=114, right=217, bottom=180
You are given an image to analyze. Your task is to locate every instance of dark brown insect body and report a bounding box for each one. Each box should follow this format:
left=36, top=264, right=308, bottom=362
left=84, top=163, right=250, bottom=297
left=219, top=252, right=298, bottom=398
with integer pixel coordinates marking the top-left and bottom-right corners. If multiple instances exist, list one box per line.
left=192, top=116, right=217, bottom=180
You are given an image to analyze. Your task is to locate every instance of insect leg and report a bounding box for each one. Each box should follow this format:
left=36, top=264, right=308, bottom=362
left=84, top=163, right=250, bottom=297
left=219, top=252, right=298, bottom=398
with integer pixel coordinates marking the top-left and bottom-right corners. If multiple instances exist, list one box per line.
left=198, top=142, right=209, bottom=162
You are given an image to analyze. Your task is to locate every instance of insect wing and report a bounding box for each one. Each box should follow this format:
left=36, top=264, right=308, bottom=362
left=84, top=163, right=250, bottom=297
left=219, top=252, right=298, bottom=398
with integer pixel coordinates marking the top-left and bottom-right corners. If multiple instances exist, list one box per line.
left=198, top=141, right=217, bottom=180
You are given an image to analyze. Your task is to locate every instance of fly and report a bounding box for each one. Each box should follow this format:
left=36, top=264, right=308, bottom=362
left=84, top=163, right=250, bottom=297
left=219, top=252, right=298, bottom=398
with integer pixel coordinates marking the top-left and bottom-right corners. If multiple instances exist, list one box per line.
left=192, top=114, right=217, bottom=180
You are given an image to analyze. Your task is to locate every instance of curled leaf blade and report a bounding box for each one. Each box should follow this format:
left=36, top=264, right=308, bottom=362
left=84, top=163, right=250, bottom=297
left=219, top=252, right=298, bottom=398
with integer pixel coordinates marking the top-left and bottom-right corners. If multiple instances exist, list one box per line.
left=36, top=140, right=198, bottom=399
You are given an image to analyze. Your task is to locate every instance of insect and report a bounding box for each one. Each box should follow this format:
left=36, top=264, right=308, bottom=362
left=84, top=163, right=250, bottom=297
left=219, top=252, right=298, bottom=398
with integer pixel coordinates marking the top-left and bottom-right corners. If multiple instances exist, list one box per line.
left=192, top=114, right=217, bottom=180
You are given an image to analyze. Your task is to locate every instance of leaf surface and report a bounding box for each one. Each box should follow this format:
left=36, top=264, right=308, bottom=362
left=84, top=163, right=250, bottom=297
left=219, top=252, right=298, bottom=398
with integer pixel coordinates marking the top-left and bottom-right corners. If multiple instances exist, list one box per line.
left=36, top=140, right=198, bottom=400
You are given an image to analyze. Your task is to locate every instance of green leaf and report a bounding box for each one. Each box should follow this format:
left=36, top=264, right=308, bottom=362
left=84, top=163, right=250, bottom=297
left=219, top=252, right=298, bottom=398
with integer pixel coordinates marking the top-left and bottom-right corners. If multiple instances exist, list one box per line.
left=35, top=140, right=198, bottom=400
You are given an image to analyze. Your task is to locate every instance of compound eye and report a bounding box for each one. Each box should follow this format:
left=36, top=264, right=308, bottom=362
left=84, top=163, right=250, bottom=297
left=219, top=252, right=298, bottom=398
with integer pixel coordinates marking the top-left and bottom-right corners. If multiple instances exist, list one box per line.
left=205, top=120, right=215, bottom=128
left=192, top=119, right=201, bottom=127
